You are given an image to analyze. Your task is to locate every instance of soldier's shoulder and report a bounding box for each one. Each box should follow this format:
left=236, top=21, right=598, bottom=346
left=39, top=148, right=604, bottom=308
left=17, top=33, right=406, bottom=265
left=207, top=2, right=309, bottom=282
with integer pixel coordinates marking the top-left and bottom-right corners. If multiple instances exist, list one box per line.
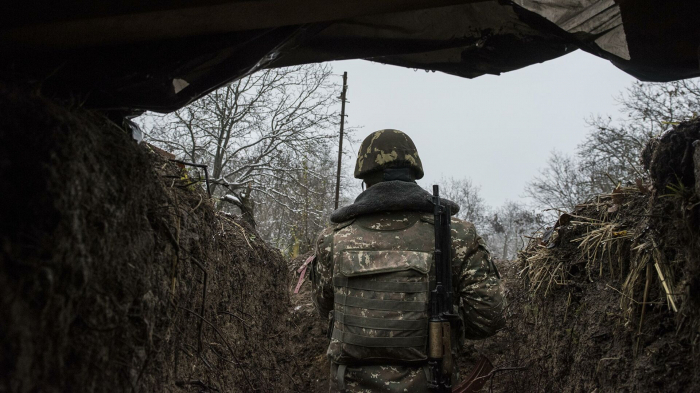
left=450, top=217, right=477, bottom=235
left=450, top=216, right=475, bottom=228
left=450, top=218, right=480, bottom=249
left=315, top=226, right=335, bottom=260
left=316, top=225, right=336, bottom=245
left=319, top=225, right=335, bottom=236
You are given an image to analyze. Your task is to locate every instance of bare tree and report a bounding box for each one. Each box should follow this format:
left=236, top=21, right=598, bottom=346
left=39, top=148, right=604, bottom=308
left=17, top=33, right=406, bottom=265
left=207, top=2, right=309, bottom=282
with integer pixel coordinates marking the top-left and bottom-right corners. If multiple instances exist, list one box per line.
left=526, top=78, right=700, bottom=214
left=254, top=149, right=338, bottom=255
left=524, top=151, right=594, bottom=213
left=437, top=177, right=541, bottom=260
left=438, top=176, right=487, bottom=225
left=138, top=64, right=339, bottom=228
left=580, top=79, right=700, bottom=186
left=483, top=202, right=544, bottom=260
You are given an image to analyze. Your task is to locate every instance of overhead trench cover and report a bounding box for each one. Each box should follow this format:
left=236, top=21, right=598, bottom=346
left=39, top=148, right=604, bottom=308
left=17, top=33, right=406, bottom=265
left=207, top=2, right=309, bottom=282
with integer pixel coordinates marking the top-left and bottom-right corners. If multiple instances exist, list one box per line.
left=2, top=0, right=699, bottom=112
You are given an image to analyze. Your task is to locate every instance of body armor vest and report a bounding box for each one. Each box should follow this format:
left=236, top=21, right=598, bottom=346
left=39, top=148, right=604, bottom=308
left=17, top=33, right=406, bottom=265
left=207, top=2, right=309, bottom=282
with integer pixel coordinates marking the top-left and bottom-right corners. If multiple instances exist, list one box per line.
left=329, top=212, right=435, bottom=365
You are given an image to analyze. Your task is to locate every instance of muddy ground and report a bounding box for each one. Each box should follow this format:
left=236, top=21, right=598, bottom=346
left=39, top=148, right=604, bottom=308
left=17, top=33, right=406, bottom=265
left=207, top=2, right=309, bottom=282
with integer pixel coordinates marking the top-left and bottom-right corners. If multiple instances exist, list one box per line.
left=287, top=252, right=330, bottom=393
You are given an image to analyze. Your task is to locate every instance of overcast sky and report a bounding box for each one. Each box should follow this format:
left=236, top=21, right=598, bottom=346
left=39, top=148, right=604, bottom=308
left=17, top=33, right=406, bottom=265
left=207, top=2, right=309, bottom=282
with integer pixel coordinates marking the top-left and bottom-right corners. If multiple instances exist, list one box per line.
left=331, top=50, right=638, bottom=209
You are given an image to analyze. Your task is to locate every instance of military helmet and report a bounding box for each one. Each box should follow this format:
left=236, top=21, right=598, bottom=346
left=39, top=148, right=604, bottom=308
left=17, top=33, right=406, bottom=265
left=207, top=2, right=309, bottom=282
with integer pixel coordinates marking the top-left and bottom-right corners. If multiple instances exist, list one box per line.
left=354, top=129, right=424, bottom=179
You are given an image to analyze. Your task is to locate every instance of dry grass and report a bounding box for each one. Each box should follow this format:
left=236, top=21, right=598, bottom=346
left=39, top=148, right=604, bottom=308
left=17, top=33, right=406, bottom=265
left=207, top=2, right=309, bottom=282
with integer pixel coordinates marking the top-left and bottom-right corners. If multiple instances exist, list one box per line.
left=571, top=220, right=634, bottom=281
left=521, top=184, right=681, bottom=346
left=627, top=241, right=678, bottom=312
left=524, top=248, right=568, bottom=297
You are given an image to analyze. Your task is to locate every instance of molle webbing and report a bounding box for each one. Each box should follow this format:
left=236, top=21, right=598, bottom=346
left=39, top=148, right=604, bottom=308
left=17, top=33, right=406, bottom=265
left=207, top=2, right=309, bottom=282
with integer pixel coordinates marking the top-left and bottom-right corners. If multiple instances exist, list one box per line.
left=333, top=272, right=429, bottom=349
left=334, top=311, right=426, bottom=331
left=333, top=276, right=427, bottom=292
left=330, top=221, right=434, bottom=360
left=335, top=293, right=426, bottom=311
left=332, top=329, right=427, bottom=348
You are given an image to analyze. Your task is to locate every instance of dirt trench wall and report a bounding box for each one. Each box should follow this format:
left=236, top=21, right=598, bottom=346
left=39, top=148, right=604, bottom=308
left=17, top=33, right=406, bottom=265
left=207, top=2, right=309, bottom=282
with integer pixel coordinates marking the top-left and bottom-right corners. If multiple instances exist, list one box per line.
left=466, top=119, right=700, bottom=393
left=0, top=86, right=297, bottom=392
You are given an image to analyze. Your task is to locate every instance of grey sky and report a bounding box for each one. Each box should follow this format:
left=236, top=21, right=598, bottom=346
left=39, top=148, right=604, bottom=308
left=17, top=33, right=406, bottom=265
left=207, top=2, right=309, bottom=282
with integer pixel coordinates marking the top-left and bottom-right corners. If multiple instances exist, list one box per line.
left=332, top=50, right=638, bottom=209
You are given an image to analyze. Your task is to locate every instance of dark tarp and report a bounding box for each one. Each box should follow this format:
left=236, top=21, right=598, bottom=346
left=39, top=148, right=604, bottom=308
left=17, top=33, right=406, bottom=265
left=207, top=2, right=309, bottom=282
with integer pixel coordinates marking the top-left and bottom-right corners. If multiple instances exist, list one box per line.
left=2, top=0, right=698, bottom=113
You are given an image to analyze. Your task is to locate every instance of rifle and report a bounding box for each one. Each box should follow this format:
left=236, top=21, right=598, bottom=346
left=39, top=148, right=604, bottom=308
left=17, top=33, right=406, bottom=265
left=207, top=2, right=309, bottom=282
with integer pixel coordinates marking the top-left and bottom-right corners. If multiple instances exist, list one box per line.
left=428, top=185, right=459, bottom=392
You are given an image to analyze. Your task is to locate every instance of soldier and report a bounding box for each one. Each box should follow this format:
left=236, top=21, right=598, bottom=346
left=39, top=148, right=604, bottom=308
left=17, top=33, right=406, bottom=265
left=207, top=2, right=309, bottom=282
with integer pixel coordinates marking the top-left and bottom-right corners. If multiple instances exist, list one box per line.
left=311, top=129, right=506, bottom=392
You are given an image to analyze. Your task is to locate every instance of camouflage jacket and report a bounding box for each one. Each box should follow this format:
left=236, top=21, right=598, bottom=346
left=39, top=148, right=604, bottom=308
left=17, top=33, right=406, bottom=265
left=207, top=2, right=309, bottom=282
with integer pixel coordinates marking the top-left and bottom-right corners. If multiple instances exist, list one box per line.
left=311, top=181, right=505, bottom=393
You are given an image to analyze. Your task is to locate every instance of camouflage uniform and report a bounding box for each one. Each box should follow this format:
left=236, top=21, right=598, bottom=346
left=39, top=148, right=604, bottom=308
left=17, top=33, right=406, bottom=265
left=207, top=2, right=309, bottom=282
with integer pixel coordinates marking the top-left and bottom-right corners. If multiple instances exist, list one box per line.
left=311, top=129, right=505, bottom=392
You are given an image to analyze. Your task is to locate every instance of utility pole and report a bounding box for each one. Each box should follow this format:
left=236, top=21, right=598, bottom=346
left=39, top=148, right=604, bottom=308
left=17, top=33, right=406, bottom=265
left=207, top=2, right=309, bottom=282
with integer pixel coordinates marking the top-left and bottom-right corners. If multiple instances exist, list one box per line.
left=334, top=71, right=348, bottom=210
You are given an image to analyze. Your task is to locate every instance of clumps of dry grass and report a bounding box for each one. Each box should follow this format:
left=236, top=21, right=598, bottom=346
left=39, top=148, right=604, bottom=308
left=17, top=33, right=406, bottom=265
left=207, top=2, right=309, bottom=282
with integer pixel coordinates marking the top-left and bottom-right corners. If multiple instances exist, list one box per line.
left=522, top=187, right=636, bottom=297
left=521, top=215, right=634, bottom=297
left=524, top=248, right=567, bottom=297
left=571, top=218, right=634, bottom=281
left=520, top=180, right=695, bottom=362
left=622, top=240, right=680, bottom=354
left=625, top=241, right=678, bottom=313
left=520, top=183, right=682, bottom=343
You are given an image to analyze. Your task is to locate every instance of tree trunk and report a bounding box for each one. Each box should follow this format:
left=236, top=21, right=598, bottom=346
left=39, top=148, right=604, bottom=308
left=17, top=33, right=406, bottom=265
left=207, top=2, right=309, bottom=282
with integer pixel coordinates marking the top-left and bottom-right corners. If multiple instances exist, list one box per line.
left=502, top=233, right=509, bottom=260
left=239, top=192, right=256, bottom=229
